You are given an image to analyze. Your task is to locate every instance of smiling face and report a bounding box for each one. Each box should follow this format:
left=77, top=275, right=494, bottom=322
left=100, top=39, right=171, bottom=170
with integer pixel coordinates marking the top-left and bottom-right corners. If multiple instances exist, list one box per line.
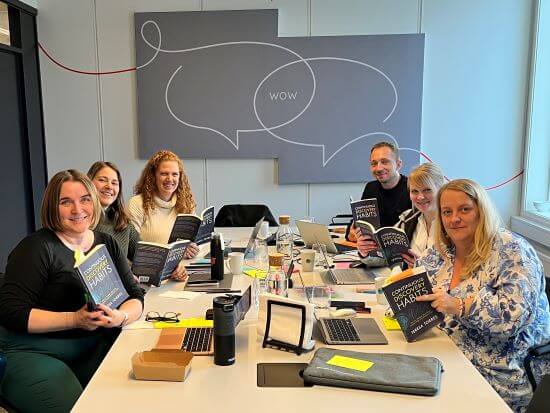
left=58, top=181, right=94, bottom=236
left=155, top=160, right=180, bottom=201
left=91, top=166, right=119, bottom=208
left=410, top=183, right=436, bottom=214
left=370, top=146, right=402, bottom=188
left=440, top=189, right=480, bottom=247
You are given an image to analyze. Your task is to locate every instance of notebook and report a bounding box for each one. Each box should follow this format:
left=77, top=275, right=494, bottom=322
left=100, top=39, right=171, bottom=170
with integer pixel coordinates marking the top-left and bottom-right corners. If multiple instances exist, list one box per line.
left=155, top=285, right=252, bottom=355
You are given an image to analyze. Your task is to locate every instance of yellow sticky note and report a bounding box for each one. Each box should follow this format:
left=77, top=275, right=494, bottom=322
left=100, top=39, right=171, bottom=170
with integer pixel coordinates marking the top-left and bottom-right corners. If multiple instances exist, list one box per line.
left=243, top=267, right=267, bottom=279
left=326, top=355, right=374, bottom=372
left=382, top=316, right=402, bottom=331
left=153, top=318, right=213, bottom=329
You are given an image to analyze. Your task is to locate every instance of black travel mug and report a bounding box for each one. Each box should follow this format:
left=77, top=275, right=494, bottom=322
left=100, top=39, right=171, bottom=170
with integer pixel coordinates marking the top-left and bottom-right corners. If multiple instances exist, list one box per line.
left=210, top=232, right=224, bottom=281
left=213, top=296, right=235, bottom=366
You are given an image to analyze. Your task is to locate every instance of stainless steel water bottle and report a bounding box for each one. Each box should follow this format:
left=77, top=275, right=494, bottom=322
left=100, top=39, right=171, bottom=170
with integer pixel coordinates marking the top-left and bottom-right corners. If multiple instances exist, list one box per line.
left=213, top=296, right=235, bottom=366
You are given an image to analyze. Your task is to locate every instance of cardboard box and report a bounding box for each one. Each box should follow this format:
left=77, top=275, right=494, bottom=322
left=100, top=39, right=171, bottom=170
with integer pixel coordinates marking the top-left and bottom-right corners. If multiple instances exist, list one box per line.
left=132, top=349, right=193, bottom=382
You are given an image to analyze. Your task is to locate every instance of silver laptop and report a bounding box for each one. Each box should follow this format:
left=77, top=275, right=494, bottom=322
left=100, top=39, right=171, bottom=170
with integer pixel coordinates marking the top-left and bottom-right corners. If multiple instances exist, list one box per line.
left=318, top=317, right=388, bottom=345
left=296, top=220, right=354, bottom=254
left=315, top=241, right=376, bottom=285
left=205, top=217, right=264, bottom=259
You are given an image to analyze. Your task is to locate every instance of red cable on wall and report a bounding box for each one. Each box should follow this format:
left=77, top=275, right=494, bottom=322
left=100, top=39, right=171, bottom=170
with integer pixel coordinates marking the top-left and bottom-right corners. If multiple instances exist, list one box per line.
left=38, top=42, right=137, bottom=75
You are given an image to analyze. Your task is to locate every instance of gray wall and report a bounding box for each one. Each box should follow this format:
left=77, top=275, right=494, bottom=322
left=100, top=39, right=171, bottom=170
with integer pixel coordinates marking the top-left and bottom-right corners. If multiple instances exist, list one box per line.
left=37, top=0, right=533, bottom=226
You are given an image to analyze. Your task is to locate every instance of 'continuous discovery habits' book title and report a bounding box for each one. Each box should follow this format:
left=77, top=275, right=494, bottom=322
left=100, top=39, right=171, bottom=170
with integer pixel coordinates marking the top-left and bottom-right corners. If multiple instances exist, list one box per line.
left=74, top=244, right=129, bottom=309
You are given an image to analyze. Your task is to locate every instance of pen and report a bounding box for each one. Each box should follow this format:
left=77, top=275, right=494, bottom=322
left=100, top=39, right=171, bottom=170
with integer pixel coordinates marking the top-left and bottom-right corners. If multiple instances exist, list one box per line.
left=205, top=289, right=241, bottom=294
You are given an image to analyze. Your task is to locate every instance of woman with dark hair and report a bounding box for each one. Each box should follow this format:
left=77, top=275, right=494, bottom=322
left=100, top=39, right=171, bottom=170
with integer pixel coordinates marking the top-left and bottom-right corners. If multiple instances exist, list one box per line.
left=416, top=179, right=550, bottom=412
left=0, top=170, right=144, bottom=412
left=128, top=150, right=199, bottom=280
left=88, top=161, right=140, bottom=261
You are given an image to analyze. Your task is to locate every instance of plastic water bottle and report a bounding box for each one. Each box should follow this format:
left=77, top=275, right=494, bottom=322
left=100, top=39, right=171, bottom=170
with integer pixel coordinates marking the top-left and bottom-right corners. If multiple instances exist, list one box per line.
left=276, top=215, right=292, bottom=261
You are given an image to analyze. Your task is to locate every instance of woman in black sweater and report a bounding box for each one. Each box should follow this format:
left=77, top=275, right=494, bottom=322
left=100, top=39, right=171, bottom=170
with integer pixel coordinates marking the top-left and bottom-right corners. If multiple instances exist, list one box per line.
left=0, top=170, right=144, bottom=413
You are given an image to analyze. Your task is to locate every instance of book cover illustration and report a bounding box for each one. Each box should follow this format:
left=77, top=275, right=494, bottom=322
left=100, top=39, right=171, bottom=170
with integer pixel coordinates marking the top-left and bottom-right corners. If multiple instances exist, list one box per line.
left=75, top=244, right=129, bottom=309
left=350, top=198, right=380, bottom=230
left=382, top=266, right=443, bottom=342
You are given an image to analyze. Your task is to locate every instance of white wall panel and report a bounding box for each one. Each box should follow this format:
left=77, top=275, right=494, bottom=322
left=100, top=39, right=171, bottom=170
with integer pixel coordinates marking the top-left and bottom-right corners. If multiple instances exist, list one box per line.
left=311, top=0, right=420, bottom=35
left=37, top=0, right=535, bottom=227
left=421, top=0, right=533, bottom=225
left=37, top=0, right=102, bottom=176
left=94, top=0, right=203, bottom=208
left=206, top=159, right=307, bottom=222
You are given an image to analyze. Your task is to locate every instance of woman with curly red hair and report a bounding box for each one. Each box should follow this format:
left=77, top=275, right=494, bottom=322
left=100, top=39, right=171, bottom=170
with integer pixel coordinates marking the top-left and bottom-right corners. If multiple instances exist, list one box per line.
left=128, top=150, right=199, bottom=279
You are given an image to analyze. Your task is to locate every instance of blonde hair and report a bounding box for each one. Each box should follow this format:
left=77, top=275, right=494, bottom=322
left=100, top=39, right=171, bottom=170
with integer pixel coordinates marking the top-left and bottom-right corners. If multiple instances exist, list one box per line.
left=408, top=162, right=446, bottom=193
left=434, top=179, right=501, bottom=279
left=134, top=150, right=196, bottom=217
left=41, top=170, right=101, bottom=232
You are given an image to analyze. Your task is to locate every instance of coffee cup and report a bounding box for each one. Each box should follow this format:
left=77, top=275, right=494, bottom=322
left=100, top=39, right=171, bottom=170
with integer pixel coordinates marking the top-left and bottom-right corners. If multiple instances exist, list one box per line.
left=228, top=252, right=244, bottom=275
left=300, top=249, right=316, bottom=272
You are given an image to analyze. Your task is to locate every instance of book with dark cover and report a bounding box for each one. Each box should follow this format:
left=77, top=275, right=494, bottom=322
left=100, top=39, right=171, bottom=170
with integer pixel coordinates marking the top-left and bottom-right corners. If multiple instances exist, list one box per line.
left=168, top=206, right=215, bottom=245
left=355, top=221, right=409, bottom=268
left=382, top=266, right=443, bottom=342
left=350, top=198, right=380, bottom=229
left=74, top=244, right=129, bottom=309
left=131, top=240, right=190, bottom=286
left=351, top=198, right=384, bottom=260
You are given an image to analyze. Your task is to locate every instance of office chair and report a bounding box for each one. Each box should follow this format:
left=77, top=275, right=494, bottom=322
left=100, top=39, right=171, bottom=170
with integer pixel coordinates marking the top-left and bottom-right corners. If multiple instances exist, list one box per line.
left=214, top=204, right=278, bottom=227
left=524, top=276, right=550, bottom=390
left=526, top=374, right=550, bottom=413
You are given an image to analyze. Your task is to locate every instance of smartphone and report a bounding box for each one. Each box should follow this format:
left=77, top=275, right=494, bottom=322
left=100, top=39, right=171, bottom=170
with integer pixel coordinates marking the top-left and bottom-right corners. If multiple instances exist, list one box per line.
left=330, top=300, right=371, bottom=313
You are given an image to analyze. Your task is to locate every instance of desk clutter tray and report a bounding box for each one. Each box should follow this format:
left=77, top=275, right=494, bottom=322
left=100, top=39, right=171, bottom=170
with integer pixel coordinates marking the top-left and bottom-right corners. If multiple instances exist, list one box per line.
left=302, top=348, right=443, bottom=396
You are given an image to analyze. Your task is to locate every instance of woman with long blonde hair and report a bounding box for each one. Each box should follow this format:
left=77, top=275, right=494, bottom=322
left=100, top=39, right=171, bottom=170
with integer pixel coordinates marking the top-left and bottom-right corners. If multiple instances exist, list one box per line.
left=128, top=150, right=199, bottom=279
left=416, top=179, right=550, bottom=412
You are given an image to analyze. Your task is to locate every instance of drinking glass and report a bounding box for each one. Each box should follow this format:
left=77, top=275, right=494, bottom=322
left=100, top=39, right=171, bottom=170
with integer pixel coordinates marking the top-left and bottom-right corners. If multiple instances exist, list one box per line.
left=306, top=286, right=331, bottom=309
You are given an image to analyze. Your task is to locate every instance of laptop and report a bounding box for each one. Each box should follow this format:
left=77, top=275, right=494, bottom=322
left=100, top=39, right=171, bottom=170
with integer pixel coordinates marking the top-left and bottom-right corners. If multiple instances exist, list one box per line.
left=317, top=317, right=388, bottom=345
left=298, top=279, right=387, bottom=345
left=155, top=285, right=252, bottom=355
left=315, top=240, right=376, bottom=285
left=296, top=220, right=355, bottom=254
left=205, top=217, right=264, bottom=259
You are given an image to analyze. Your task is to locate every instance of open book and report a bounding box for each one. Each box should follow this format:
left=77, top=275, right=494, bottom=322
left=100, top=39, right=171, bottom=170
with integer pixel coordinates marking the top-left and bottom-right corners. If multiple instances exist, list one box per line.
left=131, top=240, right=190, bottom=286
left=74, top=244, right=129, bottom=310
left=350, top=198, right=384, bottom=260
left=382, top=266, right=443, bottom=342
left=168, top=206, right=215, bottom=245
left=355, top=220, right=409, bottom=268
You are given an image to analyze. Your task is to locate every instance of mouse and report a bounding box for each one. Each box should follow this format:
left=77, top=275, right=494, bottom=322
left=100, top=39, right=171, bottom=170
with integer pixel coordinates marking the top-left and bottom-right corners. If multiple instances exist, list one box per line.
left=329, top=308, right=357, bottom=318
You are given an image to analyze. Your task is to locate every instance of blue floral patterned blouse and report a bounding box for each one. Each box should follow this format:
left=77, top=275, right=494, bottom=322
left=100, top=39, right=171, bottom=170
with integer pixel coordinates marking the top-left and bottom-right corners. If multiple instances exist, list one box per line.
left=418, top=229, right=550, bottom=412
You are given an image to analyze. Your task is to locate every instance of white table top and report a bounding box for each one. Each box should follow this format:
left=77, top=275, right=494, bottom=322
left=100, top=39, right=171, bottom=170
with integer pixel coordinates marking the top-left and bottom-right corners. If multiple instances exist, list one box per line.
left=72, top=227, right=511, bottom=413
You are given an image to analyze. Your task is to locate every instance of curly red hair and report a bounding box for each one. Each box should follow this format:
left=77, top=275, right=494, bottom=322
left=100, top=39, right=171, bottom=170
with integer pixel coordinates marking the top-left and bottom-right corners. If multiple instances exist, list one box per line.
left=134, top=150, right=196, bottom=217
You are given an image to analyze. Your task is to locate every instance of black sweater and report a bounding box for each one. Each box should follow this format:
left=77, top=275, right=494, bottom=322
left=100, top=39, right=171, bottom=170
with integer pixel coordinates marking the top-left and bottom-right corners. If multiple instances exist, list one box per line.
left=0, top=229, right=144, bottom=334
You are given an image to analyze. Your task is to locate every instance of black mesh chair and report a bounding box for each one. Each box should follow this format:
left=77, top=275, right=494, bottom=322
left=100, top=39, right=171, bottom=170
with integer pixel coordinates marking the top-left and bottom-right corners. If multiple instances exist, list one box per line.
left=524, top=276, right=550, bottom=390
left=214, top=204, right=278, bottom=227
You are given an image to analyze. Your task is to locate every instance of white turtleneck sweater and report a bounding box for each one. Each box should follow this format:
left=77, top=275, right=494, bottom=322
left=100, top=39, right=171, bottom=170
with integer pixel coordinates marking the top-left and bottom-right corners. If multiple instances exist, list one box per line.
left=127, top=194, right=179, bottom=245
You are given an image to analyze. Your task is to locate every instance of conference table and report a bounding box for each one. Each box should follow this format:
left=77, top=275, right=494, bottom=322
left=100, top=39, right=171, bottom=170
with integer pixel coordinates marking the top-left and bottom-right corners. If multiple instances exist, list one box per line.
left=72, top=228, right=511, bottom=413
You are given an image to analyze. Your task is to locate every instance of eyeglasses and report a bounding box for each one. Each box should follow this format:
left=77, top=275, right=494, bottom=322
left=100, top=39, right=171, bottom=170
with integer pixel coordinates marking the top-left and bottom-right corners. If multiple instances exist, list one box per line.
left=145, top=311, right=181, bottom=323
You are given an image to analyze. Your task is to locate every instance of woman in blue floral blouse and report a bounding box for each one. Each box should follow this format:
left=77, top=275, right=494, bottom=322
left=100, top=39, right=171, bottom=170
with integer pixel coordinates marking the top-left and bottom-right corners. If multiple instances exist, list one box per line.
left=415, top=179, right=550, bottom=412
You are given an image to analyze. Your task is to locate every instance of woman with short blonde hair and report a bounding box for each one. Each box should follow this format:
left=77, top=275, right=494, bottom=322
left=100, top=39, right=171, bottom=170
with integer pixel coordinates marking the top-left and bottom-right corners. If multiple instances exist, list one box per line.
left=417, top=179, right=550, bottom=412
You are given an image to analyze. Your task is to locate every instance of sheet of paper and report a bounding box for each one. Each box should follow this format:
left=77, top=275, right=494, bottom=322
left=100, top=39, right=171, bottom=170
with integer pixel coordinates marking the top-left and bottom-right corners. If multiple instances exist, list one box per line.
left=327, top=355, right=374, bottom=372
left=159, top=290, right=203, bottom=300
